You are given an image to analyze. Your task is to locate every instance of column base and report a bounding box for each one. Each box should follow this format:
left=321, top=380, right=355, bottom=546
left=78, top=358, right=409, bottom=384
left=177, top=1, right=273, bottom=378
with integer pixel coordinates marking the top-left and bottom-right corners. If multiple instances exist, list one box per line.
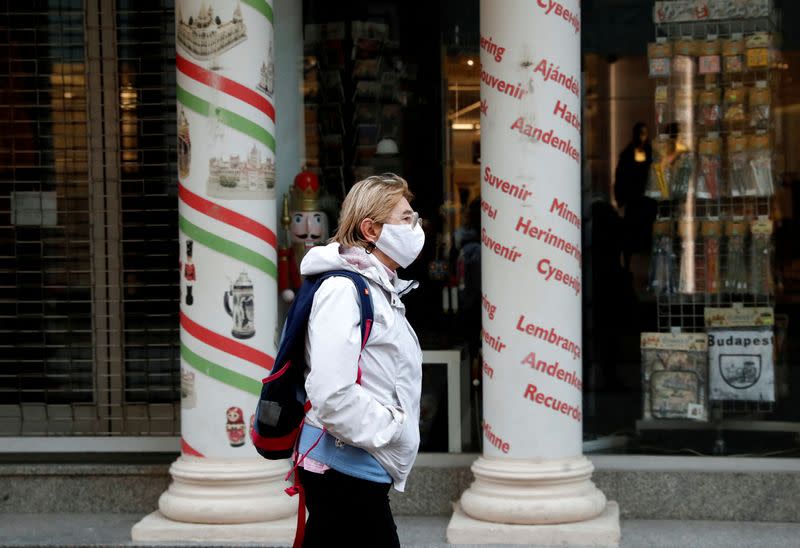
left=131, top=510, right=296, bottom=544
left=156, top=456, right=296, bottom=524
left=447, top=501, right=620, bottom=546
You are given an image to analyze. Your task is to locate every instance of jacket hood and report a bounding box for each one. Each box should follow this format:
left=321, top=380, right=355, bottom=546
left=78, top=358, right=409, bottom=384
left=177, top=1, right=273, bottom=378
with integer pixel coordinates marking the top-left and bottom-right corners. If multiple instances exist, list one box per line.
left=300, top=243, right=419, bottom=296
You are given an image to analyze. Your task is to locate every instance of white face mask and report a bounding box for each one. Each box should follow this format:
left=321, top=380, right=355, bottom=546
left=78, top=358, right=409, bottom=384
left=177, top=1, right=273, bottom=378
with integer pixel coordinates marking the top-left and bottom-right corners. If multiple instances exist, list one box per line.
left=375, top=222, right=425, bottom=269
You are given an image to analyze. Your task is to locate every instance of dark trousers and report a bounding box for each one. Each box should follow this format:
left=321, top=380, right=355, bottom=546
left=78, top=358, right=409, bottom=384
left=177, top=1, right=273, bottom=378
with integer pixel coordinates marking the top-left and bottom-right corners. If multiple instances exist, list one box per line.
left=298, top=467, right=400, bottom=548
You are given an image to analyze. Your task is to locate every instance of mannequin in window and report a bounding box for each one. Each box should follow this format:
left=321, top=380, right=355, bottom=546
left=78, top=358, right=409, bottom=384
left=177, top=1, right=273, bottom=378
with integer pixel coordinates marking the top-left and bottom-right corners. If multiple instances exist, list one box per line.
left=614, top=122, right=656, bottom=273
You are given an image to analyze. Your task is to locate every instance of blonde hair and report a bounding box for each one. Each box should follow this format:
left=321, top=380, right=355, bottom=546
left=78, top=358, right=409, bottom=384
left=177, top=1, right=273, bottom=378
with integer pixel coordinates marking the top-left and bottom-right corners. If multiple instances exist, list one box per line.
left=330, top=173, right=414, bottom=248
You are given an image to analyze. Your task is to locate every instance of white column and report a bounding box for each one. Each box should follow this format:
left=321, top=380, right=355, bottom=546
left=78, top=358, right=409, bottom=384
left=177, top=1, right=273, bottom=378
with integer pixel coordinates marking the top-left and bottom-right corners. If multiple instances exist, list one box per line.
left=448, top=1, right=619, bottom=545
left=133, top=0, right=301, bottom=542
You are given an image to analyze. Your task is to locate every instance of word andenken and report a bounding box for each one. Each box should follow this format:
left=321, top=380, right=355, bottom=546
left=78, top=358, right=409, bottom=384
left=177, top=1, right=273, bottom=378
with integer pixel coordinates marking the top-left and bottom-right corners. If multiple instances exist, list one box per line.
left=510, top=117, right=580, bottom=164
left=524, top=383, right=582, bottom=422
left=516, top=314, right=582, bottom=360
left=522, top=351, right=582, bottom=391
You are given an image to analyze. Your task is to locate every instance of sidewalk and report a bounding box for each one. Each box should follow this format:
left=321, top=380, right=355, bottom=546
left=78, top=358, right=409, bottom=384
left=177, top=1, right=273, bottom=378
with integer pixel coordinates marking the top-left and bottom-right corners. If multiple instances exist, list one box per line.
left=2, top=514, right=800, bottom=547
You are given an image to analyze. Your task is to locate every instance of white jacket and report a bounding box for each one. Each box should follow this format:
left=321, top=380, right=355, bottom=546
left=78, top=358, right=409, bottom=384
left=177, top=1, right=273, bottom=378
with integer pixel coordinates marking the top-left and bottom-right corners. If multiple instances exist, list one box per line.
left=300, top=243, right=422, bottom=491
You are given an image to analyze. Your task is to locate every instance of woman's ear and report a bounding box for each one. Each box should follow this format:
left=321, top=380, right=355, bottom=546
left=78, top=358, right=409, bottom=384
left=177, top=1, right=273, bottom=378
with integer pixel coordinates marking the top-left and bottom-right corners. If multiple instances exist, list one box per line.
left=359, top=218, right=381, bottom=244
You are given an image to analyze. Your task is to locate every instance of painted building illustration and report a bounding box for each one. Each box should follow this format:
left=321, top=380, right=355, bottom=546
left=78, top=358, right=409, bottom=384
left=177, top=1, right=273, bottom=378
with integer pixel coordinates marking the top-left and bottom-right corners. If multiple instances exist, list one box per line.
left=207, top=144, right=276, bottom=198
left=177, top=2, right=247, bottom=60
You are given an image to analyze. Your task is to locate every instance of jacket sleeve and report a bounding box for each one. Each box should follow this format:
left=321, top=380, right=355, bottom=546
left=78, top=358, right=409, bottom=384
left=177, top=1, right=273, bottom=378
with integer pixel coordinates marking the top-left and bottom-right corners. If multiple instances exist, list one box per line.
left=304, top=277, right=405, bottom=450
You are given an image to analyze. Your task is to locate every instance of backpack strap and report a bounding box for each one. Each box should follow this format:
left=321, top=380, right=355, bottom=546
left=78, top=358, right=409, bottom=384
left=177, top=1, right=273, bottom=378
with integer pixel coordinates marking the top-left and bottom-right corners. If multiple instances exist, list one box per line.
left=285, top=270, right=375, bottom=548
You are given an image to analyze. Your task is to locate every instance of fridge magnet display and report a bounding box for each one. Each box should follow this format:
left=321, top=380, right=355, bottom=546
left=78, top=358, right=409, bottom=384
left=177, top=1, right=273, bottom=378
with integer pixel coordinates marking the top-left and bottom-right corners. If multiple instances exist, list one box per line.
left=224, top=271, right=255, bottom=339
left=706, top=306, right=775, bottom=402
left=641, top=333, right=709, bottom=421
left=178, top=107, right=191, bottom=178
left=206, top=145, right=276, bottom=199
left=225, top=406, right=247, bottom=447
left=180, top=367, right=197, bottom=409
left=176, top=3, right=247, bottom=61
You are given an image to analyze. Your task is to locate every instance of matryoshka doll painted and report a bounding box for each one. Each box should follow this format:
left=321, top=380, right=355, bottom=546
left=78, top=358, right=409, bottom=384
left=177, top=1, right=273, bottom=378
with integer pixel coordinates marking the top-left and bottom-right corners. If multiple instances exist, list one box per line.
left=226, top=406, right=246, bottom=447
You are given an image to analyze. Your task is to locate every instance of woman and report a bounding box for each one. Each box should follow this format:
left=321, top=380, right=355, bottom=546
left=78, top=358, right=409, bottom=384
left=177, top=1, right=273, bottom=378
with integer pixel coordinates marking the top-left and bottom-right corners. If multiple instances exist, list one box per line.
left=296, top=173, right=424, bottom=547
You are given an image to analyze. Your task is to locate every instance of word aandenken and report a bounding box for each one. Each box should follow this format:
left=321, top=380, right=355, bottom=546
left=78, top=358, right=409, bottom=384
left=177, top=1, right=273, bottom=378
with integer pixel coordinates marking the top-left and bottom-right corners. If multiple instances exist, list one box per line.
left=515, top=216, right=582, bottom=264
left=481, top=327, right=507, bottom=353
left=479, top=34, right=506, bottom=63
left=533, top=59, right=580, bottom=98
left=481, top=69, right=527, bottom=100
left=484, top=165, right=533, bottom=202
left=510, top=118, right=580, bottom=164
left=483, top=420, right=510, bottom=453
left=550, top=197, right=581, bottom=229
left=482, top=293, right=497, bottom=320
left=524, top=383, right=582, bottom=422
left=516, top=314, right=582, bottom=360
left=482, top=228, right=523, bottom=263
left=535, top=0, right=581, bottom=34
left=537, top=258, right=581, bottom=296
left=522, top=351, right=582, bottom=391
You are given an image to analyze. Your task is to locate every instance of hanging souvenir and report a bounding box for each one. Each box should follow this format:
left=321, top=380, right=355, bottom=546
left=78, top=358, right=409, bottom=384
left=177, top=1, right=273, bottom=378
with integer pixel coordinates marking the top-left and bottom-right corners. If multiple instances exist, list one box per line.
left=726, top=134, right=751, bottom=197
left=697, top=135, right=722, bottom=199
left=698, top=38, right=721, bottom=75
left=648, top=41, right=673, bottom=78
left=641, top=332, right=709, bottom=421
left=677, top=219, right=697, bottom=294
left=723, top=221, right=749, bottom=294
left=646, top=136, right=672, bottom=200
left=669, top=139, right=695, bottom=200
left=749, top=82, right=771, bottom=130
left=705, top=306, right=775, bottom=402
left=750, top=219, right=774, bottom=295
left=648, top=221, right=678, bottom=296
left=698, top=88, right=721, bottom=131
left=655, top=85, right=670, bottom=126
left=748, top=133, right=774, bottom=197
left=723, top=85, right=747, bottom=128
left=701, top=220, right=721, bottom=294
left=722, top=35, right=745, bottom=74
left=745, top=32, right=771, bottom=70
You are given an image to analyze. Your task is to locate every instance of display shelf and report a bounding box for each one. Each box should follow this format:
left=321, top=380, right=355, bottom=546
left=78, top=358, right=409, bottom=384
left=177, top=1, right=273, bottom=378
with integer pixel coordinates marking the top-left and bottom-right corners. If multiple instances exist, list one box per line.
left=643, top=3, right=783, bottom=422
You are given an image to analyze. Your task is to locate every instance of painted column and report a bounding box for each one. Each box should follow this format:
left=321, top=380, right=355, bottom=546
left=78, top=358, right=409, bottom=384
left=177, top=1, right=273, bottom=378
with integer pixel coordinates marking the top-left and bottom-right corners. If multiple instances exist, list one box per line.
left=448, top=0, right=619, bottom=544
left=133, top=0, right=295, bottom=541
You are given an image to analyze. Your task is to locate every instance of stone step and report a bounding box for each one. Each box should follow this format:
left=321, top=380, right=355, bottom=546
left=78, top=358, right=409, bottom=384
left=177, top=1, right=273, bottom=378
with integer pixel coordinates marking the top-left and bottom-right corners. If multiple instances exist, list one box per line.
left=1, top=514, right=800, bottom=547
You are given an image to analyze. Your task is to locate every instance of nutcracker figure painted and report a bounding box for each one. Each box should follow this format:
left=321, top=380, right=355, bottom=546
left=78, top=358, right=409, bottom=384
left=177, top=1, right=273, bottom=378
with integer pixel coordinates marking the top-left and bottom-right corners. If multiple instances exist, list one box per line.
left=278, top=170, right=329, bottom=302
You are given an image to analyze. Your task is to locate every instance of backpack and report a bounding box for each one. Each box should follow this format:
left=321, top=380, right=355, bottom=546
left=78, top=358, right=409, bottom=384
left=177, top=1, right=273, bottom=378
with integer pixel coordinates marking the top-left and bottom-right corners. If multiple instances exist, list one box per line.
left=250, top=269, right=373, bottom=547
